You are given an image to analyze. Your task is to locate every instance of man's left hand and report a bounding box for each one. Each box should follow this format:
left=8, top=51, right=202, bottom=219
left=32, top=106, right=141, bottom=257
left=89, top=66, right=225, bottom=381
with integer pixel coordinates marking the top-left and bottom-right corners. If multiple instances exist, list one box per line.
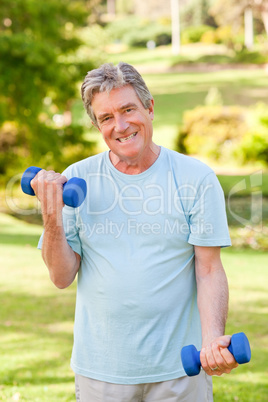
left=200, top=335, right=239, bottom=376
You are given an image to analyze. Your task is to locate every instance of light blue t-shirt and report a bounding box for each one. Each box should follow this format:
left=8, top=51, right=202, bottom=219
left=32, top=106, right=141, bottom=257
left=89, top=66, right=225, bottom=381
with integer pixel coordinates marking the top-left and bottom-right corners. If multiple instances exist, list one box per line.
left=38, top=147, right=231, bottom=384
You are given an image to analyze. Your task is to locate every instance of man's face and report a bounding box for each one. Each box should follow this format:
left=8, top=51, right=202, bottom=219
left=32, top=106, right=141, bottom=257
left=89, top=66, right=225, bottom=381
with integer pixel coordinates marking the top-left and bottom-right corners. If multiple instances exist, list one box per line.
left=91, top=85, right=155, bottom=164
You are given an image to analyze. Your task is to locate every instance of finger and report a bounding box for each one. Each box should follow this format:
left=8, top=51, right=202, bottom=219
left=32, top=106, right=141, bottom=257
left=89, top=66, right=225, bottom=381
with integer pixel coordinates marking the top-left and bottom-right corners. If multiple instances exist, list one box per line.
left=200, top=347, right=210, bottom=373
left=211, top=341, right=228, bottom=370
left=55, top=174, right=68, bottom=185
left=220, top=347, right=239, bottom=369
left=200, top=347, right=219, bottom=376
left=205, top=344, right=219, bottom=372
left=44, top=170, right=57, bottom=182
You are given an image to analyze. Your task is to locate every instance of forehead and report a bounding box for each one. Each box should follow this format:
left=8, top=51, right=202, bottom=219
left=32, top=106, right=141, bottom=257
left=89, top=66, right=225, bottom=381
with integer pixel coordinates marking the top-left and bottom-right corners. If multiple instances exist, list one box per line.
left=92, top=85, right=143, bottom=116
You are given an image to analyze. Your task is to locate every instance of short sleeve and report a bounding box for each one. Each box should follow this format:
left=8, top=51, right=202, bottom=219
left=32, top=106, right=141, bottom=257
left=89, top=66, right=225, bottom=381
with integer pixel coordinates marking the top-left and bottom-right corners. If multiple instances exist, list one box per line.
left=37, top=206, right=82, bottom=256
left=62, top=206, right=82, bottom=256
left=188, top=172, right=231, bottom=247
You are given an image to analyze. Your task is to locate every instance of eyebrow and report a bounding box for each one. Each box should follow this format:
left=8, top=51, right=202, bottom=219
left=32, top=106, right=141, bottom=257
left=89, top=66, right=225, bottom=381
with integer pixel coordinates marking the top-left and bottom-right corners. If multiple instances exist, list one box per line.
left=97, top=102, right=138, bottom=121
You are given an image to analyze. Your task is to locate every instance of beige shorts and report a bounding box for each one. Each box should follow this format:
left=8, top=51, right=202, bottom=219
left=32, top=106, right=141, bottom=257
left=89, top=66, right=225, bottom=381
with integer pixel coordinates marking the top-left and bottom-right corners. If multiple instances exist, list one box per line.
left=75, top=371, right=213, bottom=402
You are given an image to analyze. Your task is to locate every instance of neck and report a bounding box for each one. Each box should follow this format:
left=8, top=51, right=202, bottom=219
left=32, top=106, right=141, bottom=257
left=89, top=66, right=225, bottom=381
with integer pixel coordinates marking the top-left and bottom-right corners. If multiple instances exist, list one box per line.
left=109, top=144, right=160, bottom=175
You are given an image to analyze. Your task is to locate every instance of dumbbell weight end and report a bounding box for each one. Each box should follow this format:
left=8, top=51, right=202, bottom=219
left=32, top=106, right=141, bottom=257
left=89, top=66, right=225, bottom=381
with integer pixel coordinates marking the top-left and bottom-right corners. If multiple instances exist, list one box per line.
left=21, top=166, right=42, bottom=196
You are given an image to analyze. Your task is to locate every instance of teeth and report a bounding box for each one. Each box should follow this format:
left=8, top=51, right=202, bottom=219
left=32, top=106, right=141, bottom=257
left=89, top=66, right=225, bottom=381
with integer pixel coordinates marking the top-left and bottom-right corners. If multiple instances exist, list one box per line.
left=118, top=133, right=137, bottom=142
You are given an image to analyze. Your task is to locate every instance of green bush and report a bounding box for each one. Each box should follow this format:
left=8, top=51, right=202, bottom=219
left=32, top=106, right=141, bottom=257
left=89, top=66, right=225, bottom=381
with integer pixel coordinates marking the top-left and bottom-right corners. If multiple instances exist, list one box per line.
left=105, top=16, right=141, bottom=44
left=233, top=48, right=268, bottom=64
left=214, top=25, right=244, bottom=48
left=176, top=102, right=268, bottom=166
left=0, top=121, right=96, bottom=180
left=195, top=54, right=233, bottom=64
left=181, top=25, right=214, bottom=44
left=235, top=103, right=268, bottom=164
left=238, top=130, right=268, bottom=164
left=105, top=17, right=171, bottom=48
left=200, top=29, right=218, bottom=44
left=176, top=105, right=247, bottom=161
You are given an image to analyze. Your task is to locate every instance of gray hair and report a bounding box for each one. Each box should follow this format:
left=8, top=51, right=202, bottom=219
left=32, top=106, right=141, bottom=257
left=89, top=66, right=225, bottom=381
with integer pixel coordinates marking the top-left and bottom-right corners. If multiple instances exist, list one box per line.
left=81, top=62, right=153, bottom=126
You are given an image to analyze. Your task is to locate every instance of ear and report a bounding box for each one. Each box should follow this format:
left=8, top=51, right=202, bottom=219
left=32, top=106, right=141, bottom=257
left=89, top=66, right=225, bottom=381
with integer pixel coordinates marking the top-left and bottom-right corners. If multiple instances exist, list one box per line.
left=148, top=98, right=154, bottom=121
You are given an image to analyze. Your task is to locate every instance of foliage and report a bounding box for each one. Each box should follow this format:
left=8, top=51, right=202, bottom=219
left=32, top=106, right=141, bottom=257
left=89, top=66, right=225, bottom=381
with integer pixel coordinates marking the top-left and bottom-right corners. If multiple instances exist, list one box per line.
left=180, top=0, right=217, bottom=29
left=105, top=16, right=171, bottom=48
left=233, top=47, right=268, bottom=63
left=229, top=224, right=268, bottom=250
left=176, top=104, right=248, bottom=160
left=210, top=0, right=268, bottom=35
left=235, top=103, right=268, bottom=164
left=176, top=101, right=268, bottom=166
left=172, top=48, right=267, bottom=66
left=194, top=54, right=233, bottom=64
left=181, top=24, right=214, bottom=44
left=0, top=0, right=99, bottom=180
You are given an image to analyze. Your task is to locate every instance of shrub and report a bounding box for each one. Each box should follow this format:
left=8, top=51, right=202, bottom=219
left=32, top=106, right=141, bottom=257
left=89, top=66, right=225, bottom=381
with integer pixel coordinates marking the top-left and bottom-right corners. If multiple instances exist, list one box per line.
left=214, top=25, right=242, bottom=48
left=233, top=48, right=268, bottom=64
left=181, top=25, right=214, bottom=44
left=235, top=103, right=268, bottom=164
left=195, top=54, right=233, bottom=64
left=0, top=121, right=96, bottom=180
left=176, top=105, right=247, bottom=161
left=176, top=102, right=268, bottom=166
left=105, top=17, right=171, bottom=48
left=237, top=130, right=268, bottom=164
left=200, top=29, right=218, bottom=44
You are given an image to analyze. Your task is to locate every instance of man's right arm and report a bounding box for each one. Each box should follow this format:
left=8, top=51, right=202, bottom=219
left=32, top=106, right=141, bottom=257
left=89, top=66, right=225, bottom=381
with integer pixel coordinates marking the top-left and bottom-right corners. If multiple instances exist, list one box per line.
left=31, top=170, right=81, bottom=289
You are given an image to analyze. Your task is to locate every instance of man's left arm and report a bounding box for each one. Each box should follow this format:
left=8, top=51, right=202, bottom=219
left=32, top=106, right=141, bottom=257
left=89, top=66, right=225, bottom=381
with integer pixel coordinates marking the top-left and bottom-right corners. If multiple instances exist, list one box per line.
left=195, top=245, right=238, bottom=376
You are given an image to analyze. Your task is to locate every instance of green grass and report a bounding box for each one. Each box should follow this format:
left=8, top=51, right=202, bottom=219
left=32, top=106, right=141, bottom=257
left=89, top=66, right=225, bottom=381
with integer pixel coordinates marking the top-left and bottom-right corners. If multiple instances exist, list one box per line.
left=217, top=174, right=268, bottom=198
left=0, top=214, right=76, bottom=401
left=1, top=213, right=267, bottom=401
left=214, top=249, right=268, bottom=401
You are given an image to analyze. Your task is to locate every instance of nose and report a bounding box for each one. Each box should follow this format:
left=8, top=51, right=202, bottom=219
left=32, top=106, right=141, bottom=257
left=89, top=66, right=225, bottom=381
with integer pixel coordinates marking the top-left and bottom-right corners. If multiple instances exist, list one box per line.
left=114, top=114, right=129, bottom=133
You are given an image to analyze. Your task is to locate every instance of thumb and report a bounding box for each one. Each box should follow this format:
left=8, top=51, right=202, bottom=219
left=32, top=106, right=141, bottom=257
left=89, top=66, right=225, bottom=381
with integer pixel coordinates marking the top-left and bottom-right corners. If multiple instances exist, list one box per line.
left=217, top=335, right=231, bottom=348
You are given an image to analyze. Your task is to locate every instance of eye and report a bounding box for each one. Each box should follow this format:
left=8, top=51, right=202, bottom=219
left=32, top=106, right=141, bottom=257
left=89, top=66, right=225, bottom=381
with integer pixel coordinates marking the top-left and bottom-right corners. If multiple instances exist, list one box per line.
left=126, top=108, right=133, bottom=113
left=100, top=116, right=111, bottom=124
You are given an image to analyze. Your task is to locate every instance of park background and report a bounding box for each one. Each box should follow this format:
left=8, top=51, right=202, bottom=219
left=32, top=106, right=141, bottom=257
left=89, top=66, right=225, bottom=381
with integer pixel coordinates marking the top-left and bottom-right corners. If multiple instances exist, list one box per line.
left=0, top=0, right=267, bottom=400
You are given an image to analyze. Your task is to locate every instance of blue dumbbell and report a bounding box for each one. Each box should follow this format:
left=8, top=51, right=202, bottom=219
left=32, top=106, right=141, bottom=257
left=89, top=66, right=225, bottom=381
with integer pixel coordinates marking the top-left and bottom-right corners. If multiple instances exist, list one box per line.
left=181, top=332, right=251, bottom=376
left=21, top=166, right=87, bottom=208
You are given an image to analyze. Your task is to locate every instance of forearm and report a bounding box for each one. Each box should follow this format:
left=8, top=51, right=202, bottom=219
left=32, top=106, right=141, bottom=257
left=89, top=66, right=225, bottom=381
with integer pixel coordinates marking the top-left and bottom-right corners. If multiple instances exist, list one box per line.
left=42, top=214, right=80, bottom=289
left=195, top=253, right=229, bottom=347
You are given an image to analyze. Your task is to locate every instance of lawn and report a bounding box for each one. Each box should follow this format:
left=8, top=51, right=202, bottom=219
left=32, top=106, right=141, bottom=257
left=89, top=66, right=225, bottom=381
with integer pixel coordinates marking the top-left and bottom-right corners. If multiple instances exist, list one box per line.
left=1, top=213, right=267, bottom=401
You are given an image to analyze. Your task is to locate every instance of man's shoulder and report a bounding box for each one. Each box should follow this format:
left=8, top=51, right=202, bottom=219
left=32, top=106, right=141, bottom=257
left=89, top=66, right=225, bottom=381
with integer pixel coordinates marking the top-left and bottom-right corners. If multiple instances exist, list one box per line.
left=63, top=152, right=106, bottom=178
left=163, top=147, right=214, bottom=178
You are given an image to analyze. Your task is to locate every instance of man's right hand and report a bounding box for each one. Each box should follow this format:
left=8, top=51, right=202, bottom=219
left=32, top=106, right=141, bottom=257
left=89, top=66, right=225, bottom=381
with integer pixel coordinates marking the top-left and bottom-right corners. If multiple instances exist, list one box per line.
left=30, top=169, right=68, bottom=217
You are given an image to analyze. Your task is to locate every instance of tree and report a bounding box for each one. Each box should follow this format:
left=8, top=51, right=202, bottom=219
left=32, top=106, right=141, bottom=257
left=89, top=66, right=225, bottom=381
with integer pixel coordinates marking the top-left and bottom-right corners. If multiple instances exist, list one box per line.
left=181, top=0, right=217, bottom=28
left=210, top=0, right=268, bottom=49
left=0, top=0, right=100, bottom=178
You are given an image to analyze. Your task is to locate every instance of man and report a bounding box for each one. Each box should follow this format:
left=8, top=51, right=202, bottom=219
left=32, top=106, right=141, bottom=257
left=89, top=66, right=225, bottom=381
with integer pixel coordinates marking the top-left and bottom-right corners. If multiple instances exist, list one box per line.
left=33, top=62, right=238, bottom=401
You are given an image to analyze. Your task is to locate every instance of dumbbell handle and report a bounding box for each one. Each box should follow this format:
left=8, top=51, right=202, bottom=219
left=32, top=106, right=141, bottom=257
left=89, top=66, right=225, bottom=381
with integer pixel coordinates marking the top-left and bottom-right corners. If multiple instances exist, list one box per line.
left=21, top=166, right=87, bottom=208
left=181, top=332, right=251, bottom=377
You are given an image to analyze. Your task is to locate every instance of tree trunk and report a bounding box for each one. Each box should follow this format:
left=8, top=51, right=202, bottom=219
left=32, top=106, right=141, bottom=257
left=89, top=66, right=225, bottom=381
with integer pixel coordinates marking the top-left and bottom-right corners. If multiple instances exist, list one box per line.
left=244, top=7, right=254, bottom=49
left=261, top=11, right=268, bottom=36
left=107, top=0, right=116, bottom=16
left=171, top=0, right=180, bottom=55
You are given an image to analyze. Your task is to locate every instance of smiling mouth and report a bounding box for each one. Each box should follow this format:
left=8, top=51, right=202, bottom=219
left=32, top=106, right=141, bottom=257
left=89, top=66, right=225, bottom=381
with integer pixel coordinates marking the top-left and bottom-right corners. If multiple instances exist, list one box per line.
left=117, top=132, right=137, bottom=143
